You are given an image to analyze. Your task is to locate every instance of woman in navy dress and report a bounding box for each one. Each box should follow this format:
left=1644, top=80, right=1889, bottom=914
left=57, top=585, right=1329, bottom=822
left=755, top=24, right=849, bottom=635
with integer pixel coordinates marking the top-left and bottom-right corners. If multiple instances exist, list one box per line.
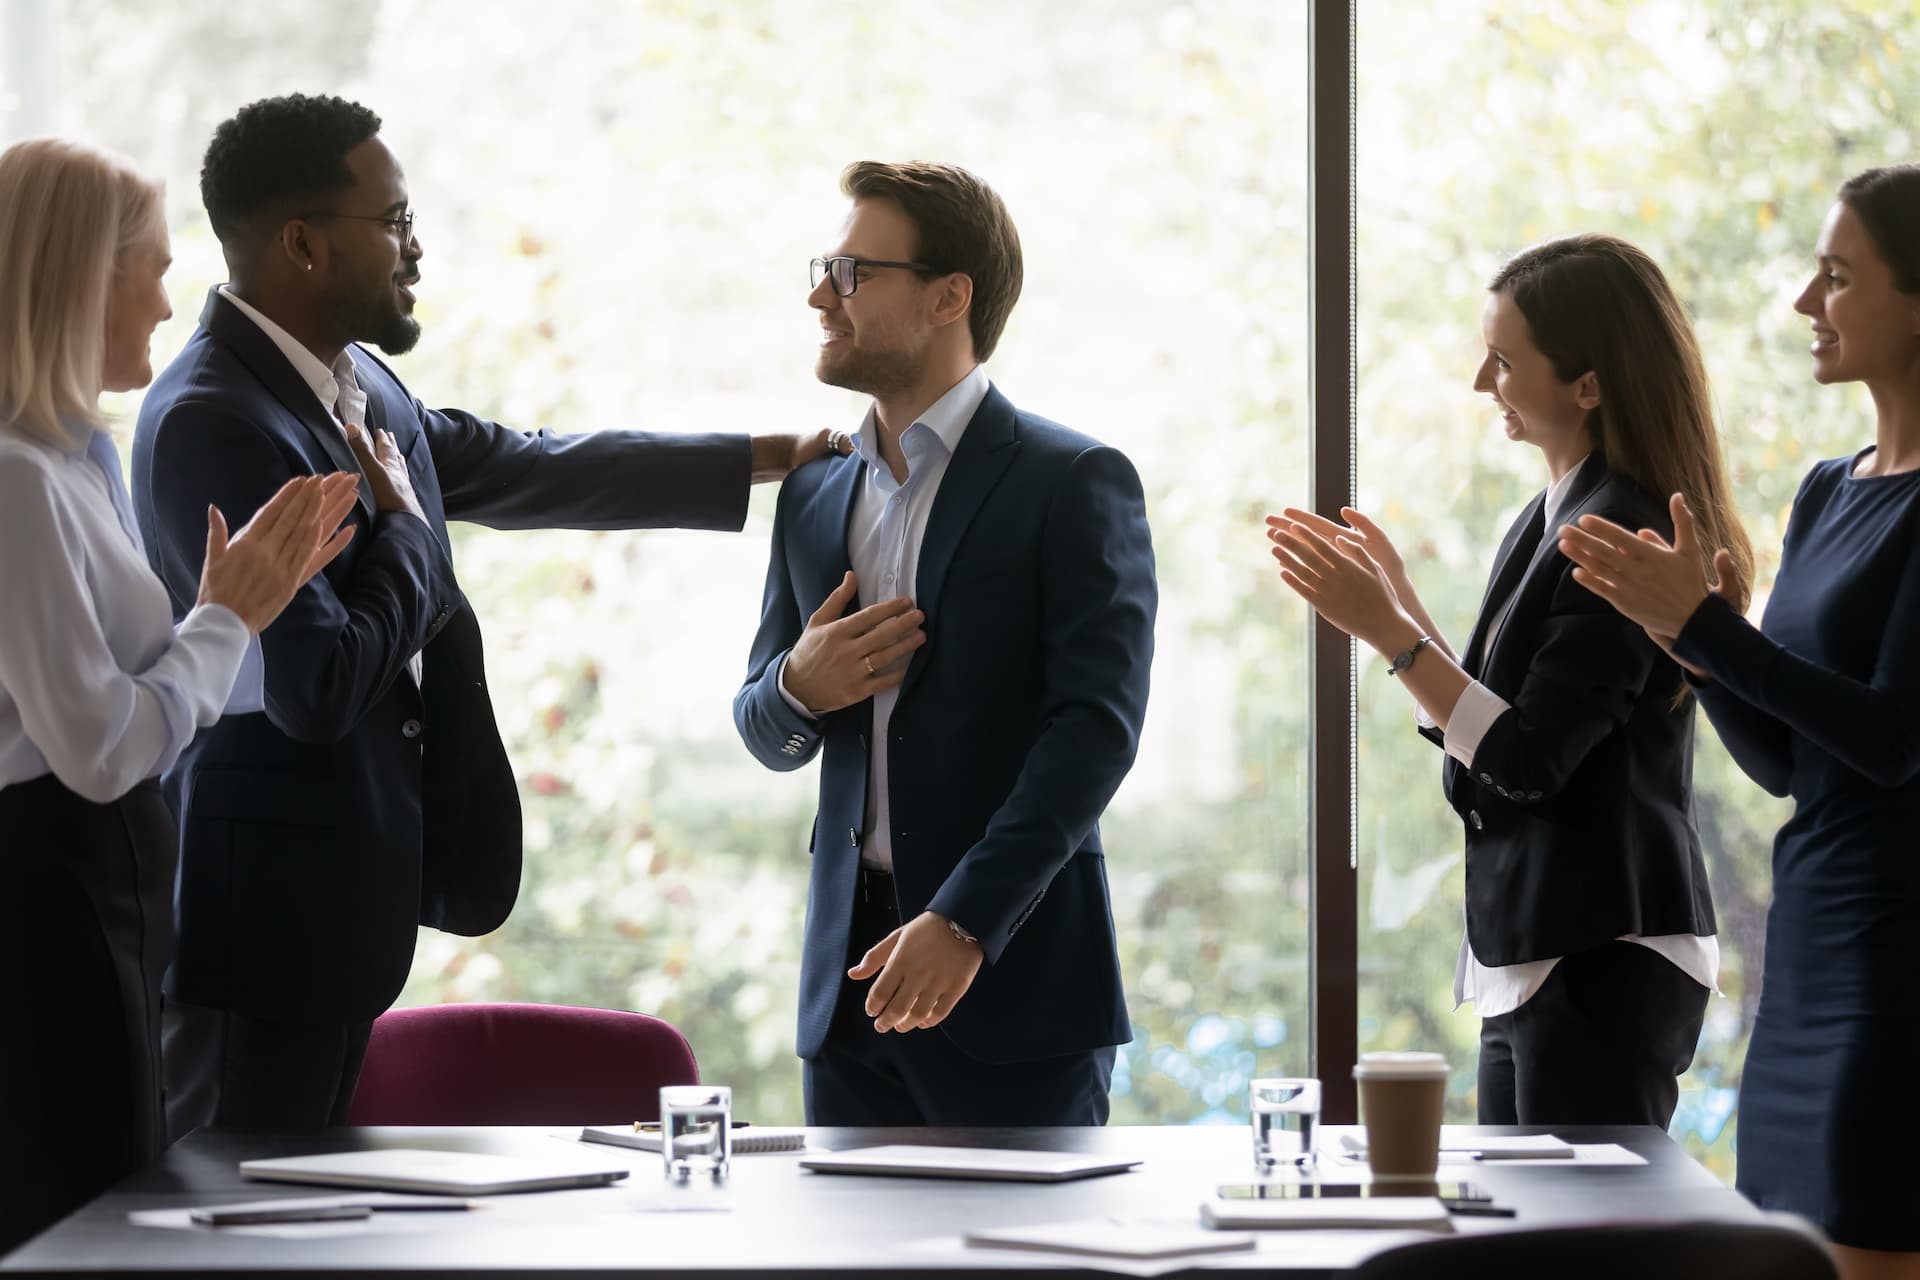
left=1561, top=165, right=1920, bottom=1279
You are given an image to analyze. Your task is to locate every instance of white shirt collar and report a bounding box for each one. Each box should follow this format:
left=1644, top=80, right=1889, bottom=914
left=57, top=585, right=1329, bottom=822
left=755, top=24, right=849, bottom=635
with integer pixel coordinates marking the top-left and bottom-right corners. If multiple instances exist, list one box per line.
left=853, top=364, right=991, bottom=470
left=218, top=285, right=362, bottom=422
left=1543, top=452, right=1593, bottom=529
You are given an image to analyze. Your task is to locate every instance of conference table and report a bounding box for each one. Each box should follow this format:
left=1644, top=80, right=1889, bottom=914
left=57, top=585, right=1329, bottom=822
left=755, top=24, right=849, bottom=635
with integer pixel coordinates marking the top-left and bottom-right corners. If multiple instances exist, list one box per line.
left=1, top=1123, right=1759, bottom=1278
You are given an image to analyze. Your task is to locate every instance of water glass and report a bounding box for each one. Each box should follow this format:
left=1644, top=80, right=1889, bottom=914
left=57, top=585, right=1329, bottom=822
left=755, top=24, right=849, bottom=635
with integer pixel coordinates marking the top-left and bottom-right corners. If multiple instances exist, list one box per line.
left=659, top=1085, right=732, bottom=1183
left=1250, top=1076, right=1320, bottom=1171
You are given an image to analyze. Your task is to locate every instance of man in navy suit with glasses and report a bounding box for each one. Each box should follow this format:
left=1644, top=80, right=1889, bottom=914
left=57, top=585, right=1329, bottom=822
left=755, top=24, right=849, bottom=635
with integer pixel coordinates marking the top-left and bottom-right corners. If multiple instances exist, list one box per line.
left=734, top=161, right=1157, bottom=1125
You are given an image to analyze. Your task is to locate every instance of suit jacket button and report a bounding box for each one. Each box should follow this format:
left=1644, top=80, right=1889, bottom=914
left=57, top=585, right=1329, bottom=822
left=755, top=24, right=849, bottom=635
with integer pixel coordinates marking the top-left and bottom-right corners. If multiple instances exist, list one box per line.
left=401, top=719, right=423, bottom=739
left=849, top=828, right=860, bottom=847
left=1468, top=809, right=1484, bottom=831
left=1478, top=771, right=1493, bottom=784
left=1495, top=785, right=1509, bottom=798
left=1528, top=790, right=1543, bottom=800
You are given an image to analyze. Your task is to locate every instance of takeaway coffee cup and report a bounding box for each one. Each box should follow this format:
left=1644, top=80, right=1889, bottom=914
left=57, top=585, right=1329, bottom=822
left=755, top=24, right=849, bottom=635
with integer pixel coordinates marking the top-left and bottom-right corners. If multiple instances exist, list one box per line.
left=1352, top=1051, right=1448, bottom=1178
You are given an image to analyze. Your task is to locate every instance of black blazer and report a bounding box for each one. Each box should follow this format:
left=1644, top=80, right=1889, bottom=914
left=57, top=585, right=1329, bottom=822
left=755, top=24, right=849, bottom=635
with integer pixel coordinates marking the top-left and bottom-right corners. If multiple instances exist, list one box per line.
left=1423, top=453, right=1716, bottom=966
left=733, top=388, right=1156, bottom=1065
left=130, top=289, right=751, bottom=1023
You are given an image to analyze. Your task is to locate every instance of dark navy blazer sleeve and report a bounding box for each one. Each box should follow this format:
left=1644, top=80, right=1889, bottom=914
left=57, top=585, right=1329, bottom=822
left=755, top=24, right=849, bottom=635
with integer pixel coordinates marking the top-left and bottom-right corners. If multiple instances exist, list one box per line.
left=143, top=402, right=456, bottom=744
left=1681, top=626, right=1795, bottom=797
left=410, top=396, right=750, bottom=533
left=923, top=446, right=1157, bottom=960
left=733, top=470, right=823, bottom=771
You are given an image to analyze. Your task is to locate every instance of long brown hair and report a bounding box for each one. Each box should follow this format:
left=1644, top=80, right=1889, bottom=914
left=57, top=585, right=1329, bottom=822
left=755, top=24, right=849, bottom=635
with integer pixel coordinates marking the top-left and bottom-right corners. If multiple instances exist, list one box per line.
left=1490, top=234, right=1754, bottom=614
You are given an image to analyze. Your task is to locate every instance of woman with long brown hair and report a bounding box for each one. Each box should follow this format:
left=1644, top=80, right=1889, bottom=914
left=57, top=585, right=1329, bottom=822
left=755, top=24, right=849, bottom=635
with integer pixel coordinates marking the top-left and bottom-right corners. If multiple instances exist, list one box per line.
left=1267, top=233, right=1751, bottom=1127
left=1563, top=168, right=1920, bottom=1280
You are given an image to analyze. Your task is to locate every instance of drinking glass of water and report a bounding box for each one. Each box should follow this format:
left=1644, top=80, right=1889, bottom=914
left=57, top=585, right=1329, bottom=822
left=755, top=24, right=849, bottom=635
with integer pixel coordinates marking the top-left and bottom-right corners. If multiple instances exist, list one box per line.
left=659, top=1085, right=732, bottom=1183
left=1250, top=1077, right=1320, bottom=1171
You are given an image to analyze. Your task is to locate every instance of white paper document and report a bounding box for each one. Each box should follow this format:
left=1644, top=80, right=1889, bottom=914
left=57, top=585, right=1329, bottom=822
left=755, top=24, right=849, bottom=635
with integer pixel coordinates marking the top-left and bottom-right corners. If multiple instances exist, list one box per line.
left=966, top=1219, right=1257, bottom=1260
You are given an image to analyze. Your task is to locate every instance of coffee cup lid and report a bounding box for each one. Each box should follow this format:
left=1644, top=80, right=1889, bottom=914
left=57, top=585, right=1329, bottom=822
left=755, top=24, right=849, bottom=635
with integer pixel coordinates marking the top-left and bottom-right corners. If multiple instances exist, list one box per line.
left=1352, top=1051, right=1448, bottom=1080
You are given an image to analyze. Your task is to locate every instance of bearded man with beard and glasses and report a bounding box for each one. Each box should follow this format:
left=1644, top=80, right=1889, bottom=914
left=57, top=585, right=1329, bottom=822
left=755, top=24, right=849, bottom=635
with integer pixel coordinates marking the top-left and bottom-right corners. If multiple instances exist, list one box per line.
left=131, top=93, right=830, bottom=1133
left=733, top=163, right=1157, bottom=1125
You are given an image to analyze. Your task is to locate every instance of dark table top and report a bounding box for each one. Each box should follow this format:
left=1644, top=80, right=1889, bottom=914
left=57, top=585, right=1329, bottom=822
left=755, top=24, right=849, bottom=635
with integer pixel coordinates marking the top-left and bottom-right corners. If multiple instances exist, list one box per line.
left=0, top=1123, right=1758, bottom=1278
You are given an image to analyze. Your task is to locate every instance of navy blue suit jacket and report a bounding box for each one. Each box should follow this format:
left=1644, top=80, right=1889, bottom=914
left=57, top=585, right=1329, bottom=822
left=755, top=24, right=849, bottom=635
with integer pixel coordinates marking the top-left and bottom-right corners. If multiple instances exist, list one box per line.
left=733, top=387, right=1156, bottom=1064
left=131, top=289, right=751, bottom=1022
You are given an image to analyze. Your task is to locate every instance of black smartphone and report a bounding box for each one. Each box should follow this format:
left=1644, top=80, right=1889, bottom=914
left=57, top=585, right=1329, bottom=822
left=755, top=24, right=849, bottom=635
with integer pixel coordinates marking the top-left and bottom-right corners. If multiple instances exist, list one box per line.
left=1216, top=1181, right=1490, bottom=1202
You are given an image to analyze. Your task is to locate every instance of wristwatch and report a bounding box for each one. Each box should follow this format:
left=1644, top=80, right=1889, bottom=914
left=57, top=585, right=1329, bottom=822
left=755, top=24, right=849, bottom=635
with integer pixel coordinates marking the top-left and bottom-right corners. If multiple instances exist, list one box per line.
left=947, top=918, right=979, bottom=945
left=1386, top=635, right=1433, bottom=678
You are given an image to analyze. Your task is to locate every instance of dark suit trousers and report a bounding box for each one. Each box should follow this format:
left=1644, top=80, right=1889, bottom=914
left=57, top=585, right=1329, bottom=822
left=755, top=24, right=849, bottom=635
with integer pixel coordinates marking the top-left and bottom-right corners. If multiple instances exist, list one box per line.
left=162, top=1001, right=372, bottom=1137
left=803, top=867, right=1115, bottom=1126
left=1477, top=940, right=1708, bottom=1127
left=0, top=777, right=173, bottom=1254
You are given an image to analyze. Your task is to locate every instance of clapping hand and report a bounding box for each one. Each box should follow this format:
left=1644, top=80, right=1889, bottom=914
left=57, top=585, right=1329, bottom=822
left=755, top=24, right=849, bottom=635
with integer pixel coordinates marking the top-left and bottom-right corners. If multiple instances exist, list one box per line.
left=197, top=473, right=360, bottom=635
left=1556, top=493, right=1735, bottom=673
left=1266, top=510, right=1413, bottom=651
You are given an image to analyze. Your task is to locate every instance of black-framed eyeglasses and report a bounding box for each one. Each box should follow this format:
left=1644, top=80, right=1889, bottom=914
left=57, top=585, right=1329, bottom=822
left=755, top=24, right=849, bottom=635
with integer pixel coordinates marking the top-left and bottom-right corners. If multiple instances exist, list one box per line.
left=299, top=209, right=418, bottom=243
left=809, top=255, right=935, bottom=297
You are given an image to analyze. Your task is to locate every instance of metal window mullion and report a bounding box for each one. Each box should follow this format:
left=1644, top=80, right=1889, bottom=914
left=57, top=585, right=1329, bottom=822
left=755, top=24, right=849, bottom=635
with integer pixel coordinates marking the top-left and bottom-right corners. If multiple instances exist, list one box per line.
left=1306, top=0, right=1359, bottom=1127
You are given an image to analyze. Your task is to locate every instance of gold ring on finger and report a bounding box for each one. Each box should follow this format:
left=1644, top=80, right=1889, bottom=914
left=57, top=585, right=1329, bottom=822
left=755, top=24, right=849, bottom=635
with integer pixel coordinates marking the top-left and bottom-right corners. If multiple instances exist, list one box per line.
left=864, top=655, right=876, bottom=676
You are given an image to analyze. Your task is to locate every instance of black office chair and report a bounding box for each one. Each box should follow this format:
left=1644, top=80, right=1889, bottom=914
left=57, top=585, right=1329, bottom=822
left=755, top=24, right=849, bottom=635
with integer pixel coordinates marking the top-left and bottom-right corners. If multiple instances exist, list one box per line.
left=1351, top=1220, right=1838, bottom=1280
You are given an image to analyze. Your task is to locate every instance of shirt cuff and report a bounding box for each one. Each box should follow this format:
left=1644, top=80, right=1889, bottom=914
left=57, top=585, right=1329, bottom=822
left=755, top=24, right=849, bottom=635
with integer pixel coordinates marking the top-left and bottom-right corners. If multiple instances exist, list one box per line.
left=174, top=603, right=255, bottom=727
left=775, top=655, right=818, bottom=722
left=1441, top=681, right=1510, bottom=769
left=221, top=635, right=265, bottom=715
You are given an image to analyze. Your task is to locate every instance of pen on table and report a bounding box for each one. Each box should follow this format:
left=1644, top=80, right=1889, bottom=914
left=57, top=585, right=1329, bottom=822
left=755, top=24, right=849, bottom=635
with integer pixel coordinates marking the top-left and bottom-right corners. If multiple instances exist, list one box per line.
left=190, top=1198, right=480, bottom=1226
left=634, top=1121, right=752, bottom=1131
left=1443, top=1202, right=1518, bottom=1218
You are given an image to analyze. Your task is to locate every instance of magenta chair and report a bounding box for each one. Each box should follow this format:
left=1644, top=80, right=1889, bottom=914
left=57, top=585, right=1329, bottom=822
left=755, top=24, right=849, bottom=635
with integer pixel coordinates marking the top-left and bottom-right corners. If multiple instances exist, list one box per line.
left=345, top=1002, right=699, bottom=1126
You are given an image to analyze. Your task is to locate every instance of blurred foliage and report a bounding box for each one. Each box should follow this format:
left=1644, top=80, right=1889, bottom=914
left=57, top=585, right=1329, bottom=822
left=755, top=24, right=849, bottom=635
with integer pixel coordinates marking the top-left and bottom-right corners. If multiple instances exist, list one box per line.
left=13, top=0, right=1911, bottom=1181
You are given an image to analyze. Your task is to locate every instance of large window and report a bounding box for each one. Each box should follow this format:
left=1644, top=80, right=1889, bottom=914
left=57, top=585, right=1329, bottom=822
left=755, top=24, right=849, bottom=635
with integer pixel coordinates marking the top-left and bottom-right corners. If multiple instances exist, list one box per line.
left=11, top=0, right=1910, bottom=1166
left=10, top=0, right=1311, bottom=1127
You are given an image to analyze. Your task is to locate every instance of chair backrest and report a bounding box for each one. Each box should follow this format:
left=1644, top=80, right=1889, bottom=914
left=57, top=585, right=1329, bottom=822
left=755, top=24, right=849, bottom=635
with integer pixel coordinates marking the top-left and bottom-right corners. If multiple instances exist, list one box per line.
left=345, top=1002, right=699, bottom=1126
left=1352, top=1220, right=1837, bottom=1280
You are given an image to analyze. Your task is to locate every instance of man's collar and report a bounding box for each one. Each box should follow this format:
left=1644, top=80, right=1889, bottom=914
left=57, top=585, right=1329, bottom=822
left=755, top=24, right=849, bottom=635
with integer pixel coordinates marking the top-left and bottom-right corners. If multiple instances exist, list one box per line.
left=216, top=286, right=359, bottom=409
left=854, top=364, right=990, bottom=463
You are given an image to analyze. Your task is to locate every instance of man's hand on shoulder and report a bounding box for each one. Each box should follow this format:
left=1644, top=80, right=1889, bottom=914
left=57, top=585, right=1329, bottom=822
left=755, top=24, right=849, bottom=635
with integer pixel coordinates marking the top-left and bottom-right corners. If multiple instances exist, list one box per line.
left=849, top=909, right=984, bottom=1033
left=750, top=428, right=848, bottom=483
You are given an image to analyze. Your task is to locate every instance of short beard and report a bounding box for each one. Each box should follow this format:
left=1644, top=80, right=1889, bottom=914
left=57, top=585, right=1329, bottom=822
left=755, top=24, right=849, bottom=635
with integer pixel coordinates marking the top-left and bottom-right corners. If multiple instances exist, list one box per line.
left=365, top=306, right=422, bottom=356
left=816, top=344, right=918, bottom=398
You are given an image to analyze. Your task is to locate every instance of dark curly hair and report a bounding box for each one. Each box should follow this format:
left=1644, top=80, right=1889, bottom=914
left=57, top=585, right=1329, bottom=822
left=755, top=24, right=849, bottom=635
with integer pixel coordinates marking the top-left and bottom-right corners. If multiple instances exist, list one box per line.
left=200, top=93, right=382, bottom=242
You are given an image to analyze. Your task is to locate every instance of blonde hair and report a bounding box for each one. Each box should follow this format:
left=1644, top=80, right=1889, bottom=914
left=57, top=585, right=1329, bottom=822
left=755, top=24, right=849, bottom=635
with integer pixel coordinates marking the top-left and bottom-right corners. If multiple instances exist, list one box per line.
left=0, top=138, right=166, bottom=449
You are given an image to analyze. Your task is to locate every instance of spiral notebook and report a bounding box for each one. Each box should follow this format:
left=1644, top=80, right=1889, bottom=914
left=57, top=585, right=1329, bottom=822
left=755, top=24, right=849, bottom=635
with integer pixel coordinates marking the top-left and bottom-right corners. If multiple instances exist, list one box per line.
left=579, top=1124, right=807, bottom=1154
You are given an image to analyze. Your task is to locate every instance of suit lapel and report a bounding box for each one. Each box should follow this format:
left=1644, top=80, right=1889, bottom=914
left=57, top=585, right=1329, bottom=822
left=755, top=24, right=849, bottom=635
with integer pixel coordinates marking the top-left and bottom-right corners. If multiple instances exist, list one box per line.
left=812, top=450, right=863, bottom=594
left=899, top=389, right=1020, bottom=701
left=199, top=289, right=374, bottom=516
left=1476, top=452, right=1612, bottom=674
left=1462, top=492, right=1546, bottom=679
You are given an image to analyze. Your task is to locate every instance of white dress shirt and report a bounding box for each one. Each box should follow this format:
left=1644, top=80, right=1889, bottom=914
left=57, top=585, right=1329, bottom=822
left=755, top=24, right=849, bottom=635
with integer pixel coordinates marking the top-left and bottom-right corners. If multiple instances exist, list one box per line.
left=1423, top=456, right=1719, bottom=1015
left=216, top=286, right=418, bottom=696
left=0, top=426, right=250, bottom=803
left=778, top=364, right=991, bottom=871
